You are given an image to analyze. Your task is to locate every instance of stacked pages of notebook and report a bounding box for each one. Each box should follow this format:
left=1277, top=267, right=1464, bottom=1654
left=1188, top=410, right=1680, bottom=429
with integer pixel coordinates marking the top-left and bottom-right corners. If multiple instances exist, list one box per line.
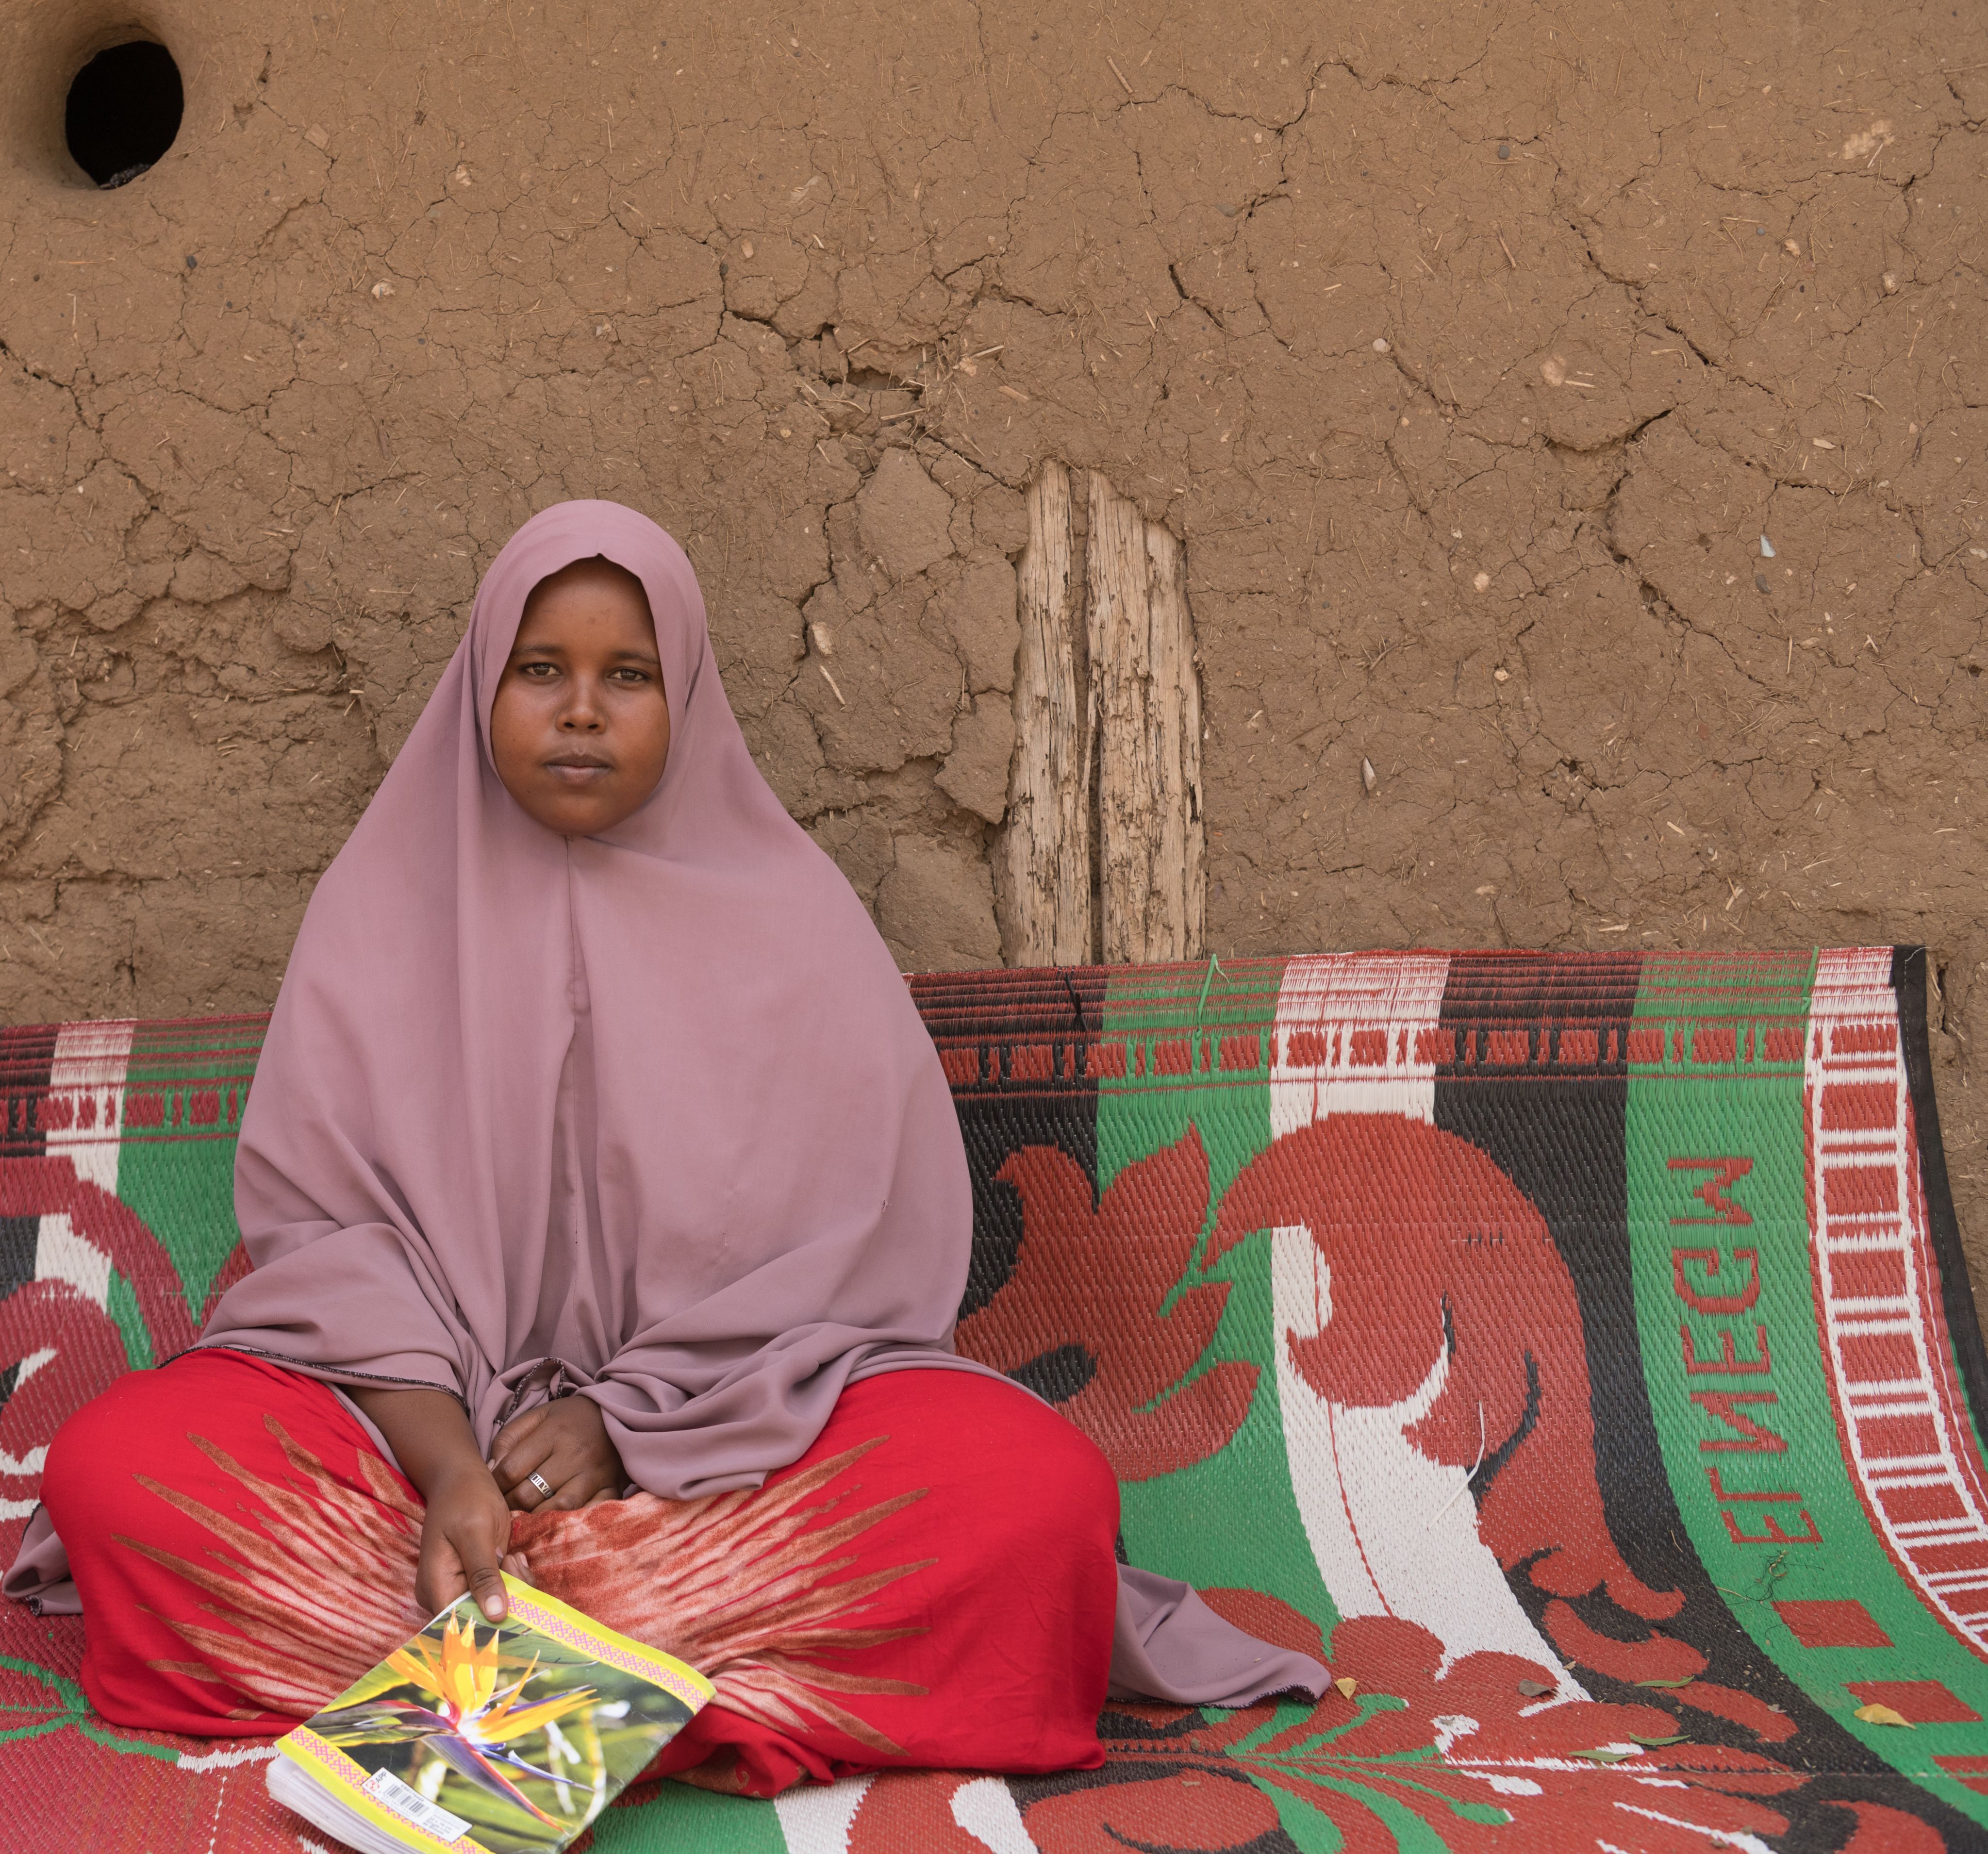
left=266, top=1574, right=712, bottom=1854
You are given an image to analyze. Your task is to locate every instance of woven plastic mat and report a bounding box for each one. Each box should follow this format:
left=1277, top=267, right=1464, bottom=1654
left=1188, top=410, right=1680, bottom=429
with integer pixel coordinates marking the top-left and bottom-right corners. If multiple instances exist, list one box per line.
left=4, top=948, right=1987, bottom=1850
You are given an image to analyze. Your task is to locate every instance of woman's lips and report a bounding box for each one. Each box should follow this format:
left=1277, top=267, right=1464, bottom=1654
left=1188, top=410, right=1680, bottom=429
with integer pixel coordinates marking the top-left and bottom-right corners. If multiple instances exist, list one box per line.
left=546, top=759, right=613, bottom=783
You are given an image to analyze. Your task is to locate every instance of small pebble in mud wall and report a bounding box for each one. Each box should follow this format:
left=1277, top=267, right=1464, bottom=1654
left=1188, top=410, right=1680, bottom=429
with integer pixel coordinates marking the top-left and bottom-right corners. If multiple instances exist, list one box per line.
left=0, top=1, right=1984, bottom=1284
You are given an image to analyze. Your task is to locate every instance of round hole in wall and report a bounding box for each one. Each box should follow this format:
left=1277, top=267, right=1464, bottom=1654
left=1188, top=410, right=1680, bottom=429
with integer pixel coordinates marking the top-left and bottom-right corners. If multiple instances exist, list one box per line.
left=66, top=41, right=182, bottom=187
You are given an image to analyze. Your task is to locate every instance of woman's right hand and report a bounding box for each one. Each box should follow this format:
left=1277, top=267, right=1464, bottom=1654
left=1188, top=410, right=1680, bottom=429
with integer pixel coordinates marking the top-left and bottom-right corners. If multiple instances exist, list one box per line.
left=417, top=1462, right=525, bottom=1621
left=348, top=1385, right=532, bottom=1622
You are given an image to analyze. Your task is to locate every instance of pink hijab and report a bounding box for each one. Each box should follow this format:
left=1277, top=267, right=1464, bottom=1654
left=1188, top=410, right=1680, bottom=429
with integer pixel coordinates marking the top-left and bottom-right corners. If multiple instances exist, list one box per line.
left=201, top=500, right=976, bottom=1490
left=190, top=499, right=1325, bottom=1708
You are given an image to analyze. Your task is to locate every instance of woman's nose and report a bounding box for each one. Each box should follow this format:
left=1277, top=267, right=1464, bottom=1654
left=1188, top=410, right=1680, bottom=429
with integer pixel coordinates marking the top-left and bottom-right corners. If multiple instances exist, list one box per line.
left=557, top=680, right=606, bottom=728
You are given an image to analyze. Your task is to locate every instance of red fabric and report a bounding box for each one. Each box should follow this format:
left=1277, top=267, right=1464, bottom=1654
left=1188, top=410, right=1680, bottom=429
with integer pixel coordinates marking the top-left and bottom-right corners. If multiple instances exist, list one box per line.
left=39, top=1350, right=1118, bottom=1796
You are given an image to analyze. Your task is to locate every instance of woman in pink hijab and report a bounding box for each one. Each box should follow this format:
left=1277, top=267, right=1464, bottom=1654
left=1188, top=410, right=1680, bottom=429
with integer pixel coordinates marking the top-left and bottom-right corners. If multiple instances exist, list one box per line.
left=12, top=501, right=1324, bottom=1795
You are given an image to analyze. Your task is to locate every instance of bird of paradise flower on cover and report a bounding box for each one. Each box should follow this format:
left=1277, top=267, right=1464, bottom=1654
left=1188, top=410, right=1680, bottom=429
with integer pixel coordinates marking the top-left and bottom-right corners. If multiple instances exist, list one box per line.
left=313, top=1611, right=598, bottom=1826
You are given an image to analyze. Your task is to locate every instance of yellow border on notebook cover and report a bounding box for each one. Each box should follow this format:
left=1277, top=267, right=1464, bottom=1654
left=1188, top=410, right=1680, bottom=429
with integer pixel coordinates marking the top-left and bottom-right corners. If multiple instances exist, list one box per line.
left=497, top=1577, right=713, bottom=1713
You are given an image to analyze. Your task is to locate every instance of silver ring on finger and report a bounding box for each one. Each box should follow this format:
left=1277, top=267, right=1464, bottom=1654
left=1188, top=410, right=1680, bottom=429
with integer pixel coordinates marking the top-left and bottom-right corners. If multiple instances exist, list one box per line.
left=527, top=1471, right=555, bottom=1502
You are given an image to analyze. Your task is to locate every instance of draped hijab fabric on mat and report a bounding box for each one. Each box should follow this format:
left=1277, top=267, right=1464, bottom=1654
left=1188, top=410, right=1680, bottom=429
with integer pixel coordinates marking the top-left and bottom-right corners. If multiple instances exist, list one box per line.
left=8, top=498, right=1325, bottom=1712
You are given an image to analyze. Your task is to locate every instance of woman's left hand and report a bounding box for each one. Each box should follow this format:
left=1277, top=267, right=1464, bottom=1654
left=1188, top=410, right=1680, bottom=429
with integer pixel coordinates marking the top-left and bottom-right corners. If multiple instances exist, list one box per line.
left=490, top=1396, right=628, bottom=1511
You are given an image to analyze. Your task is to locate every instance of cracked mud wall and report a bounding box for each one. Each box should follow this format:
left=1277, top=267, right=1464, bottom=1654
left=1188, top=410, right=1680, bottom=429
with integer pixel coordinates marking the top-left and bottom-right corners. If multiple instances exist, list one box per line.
left=1, top=0, right=1985, bottom=1277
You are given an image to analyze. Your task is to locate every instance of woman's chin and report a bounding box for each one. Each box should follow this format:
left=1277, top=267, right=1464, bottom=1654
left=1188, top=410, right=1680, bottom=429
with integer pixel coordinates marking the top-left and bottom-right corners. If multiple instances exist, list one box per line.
left=519, top=792, right=618, bottom=835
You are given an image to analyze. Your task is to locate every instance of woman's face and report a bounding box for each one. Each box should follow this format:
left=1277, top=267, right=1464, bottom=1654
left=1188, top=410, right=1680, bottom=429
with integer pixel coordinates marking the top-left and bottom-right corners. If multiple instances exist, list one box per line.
left=490, top=556, right=672, bottom=835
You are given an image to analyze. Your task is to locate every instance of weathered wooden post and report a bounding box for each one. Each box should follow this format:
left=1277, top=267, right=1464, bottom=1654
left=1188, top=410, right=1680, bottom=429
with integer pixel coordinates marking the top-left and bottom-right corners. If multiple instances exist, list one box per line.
left=998, top=463, right=1093, bottom=965
left=1087, top=474, right=1205, bottom=964
left=996, top=464, right=1204, bottom=966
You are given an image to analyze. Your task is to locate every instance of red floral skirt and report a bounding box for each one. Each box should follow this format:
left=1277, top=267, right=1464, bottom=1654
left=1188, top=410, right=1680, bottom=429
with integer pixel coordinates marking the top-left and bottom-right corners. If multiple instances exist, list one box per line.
left=37, top=1349, right=1120, bottom=1796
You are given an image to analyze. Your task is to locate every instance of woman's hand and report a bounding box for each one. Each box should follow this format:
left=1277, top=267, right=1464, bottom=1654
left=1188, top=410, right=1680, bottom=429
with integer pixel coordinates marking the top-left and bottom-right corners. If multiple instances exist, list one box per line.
left=348, top=1385, right=529, bottom=1621
left=490, top=1395, right=627, bottom=1512
left=418, top=1462, right=529, bottom=1621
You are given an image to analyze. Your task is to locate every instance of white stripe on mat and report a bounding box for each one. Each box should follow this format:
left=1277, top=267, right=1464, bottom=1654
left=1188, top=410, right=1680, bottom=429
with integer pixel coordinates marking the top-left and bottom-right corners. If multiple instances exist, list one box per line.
left=1269, top=950, right=1449, bottom=1134
left=950, top=1777, right=1037, bottom=1852
left=771, top=1775, right=1041, bottom=1853
left=1266, top=952, right=1576, bottom=1684
left=773, top=1775, right=873, bottom=1853
left=18, top=1021, right=139, bottom=1333
left=43, top=1018, right=137, bottom=1195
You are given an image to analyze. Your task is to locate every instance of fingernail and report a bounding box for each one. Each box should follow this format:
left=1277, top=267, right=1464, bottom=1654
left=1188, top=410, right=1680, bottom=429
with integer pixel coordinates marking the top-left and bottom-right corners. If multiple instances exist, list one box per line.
left=484, top=1598, right=504, bottom=1618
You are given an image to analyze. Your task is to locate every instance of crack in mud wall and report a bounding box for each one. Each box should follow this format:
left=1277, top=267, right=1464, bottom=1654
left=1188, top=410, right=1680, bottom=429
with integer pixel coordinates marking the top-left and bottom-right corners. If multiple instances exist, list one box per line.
left=0, top=0, right=1984, bottom=1277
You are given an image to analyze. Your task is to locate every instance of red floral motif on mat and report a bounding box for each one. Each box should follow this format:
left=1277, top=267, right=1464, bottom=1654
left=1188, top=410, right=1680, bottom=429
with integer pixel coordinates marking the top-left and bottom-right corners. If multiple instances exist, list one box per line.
left=956, top=1128, right=1257, bottom=1479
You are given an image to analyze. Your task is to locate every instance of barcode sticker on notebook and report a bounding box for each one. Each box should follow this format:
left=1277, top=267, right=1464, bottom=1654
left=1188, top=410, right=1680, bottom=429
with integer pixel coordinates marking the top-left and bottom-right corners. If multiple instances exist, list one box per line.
left=362, top=1767, right=471, bottom=1843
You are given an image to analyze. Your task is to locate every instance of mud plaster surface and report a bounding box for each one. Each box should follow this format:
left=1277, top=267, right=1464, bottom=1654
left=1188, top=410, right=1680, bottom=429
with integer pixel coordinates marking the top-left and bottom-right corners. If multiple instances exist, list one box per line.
left=0, top=1, right=1985, bottom=1280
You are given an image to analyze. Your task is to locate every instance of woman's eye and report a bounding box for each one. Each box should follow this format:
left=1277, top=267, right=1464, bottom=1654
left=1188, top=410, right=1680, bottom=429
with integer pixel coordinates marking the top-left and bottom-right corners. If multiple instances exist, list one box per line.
left=518, top=662, right=557, bottom=678
left=610, top=668, right=650, bottom=684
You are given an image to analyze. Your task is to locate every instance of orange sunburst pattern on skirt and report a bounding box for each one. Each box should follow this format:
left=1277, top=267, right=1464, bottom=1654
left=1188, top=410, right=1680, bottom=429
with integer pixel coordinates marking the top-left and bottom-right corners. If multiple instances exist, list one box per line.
left=40, top=1349, right=1121, bottom=1797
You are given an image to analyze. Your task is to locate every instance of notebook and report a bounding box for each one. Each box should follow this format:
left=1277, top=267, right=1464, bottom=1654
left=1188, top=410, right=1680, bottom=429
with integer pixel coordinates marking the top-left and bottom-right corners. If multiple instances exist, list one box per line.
left=267, top=1573, right=712, bottom=1854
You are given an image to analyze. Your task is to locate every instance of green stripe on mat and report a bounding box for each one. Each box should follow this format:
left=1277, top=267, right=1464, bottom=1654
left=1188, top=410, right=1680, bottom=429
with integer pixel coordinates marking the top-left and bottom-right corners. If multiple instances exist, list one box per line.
left=592, top=1784, right=787, bottom=1850
left=1099, top=960, right=1340, bottom=1643
left=1627, top=951, right=1988, bottom=1826
left=116, top=1019, right=261, bottom=1320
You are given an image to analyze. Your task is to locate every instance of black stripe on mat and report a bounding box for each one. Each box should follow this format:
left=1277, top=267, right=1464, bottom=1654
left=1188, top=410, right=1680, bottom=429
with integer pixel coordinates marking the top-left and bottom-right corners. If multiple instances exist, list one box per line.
left=0, top=1024, right=56, bottom=1163
left=0, top=1023, right=57, bottom=1414
left=911, top=967, right=1107, bottom=1323
left=1896, top=945, right=1988, bottom=1454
